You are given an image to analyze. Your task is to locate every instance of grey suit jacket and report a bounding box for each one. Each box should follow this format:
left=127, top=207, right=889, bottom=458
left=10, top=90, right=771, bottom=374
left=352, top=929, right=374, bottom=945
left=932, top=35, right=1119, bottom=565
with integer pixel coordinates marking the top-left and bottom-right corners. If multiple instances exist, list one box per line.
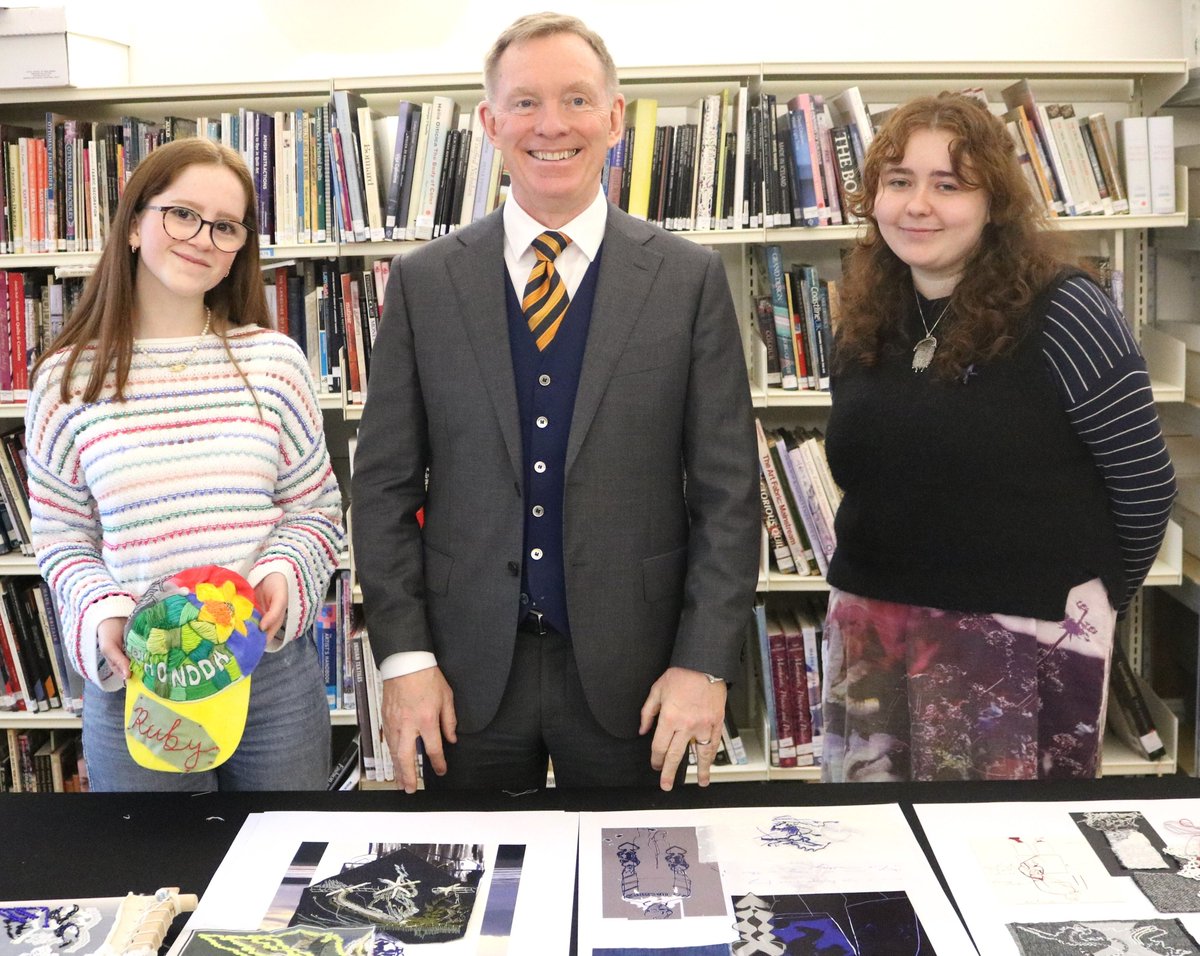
left=351, top=204, right=759, bottom=737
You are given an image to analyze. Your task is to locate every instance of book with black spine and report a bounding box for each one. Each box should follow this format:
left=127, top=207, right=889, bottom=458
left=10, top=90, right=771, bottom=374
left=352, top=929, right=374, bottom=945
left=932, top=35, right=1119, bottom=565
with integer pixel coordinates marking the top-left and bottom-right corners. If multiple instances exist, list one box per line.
left=1107, top=639, right=1165, bottom=761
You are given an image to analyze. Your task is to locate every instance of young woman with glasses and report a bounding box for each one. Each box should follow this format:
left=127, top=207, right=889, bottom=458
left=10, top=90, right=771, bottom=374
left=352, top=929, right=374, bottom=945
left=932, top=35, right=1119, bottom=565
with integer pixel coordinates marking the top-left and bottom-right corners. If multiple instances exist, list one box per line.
left=25, top=137, right=345, bottom=790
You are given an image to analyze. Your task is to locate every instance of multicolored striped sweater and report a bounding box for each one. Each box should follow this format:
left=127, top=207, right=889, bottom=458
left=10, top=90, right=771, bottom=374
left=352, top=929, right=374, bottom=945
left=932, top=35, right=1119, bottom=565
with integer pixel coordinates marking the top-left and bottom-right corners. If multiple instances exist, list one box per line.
left=25, top=324, right=345, bottom=690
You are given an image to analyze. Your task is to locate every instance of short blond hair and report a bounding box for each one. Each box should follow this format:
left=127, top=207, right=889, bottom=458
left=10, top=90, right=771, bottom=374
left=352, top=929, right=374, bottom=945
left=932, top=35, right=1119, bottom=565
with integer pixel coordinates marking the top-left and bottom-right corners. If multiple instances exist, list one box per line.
left=483, top=12, right=619, bottom=101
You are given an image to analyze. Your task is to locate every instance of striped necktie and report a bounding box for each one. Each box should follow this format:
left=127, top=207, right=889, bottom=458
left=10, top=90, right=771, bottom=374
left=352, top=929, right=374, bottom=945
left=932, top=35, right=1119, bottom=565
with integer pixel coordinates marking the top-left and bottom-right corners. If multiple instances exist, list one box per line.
left=523, top=231, right=572, bottom=351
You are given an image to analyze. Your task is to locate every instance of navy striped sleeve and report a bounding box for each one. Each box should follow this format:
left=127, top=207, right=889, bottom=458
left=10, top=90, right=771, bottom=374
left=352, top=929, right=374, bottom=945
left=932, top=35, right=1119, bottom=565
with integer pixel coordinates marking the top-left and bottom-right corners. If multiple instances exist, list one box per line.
left=1042, top=274, right=1177, bottom=613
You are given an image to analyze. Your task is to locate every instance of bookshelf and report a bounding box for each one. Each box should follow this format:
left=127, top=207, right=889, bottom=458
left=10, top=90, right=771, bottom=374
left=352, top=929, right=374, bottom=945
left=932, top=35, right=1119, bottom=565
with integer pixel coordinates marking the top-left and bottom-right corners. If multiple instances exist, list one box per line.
left=0, top=58, right=1189, bottom=788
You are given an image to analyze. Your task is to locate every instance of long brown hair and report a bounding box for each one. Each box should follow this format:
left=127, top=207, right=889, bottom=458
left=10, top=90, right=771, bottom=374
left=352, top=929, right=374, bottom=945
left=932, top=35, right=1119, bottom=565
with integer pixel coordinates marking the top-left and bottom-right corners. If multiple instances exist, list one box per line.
left=835, top=92, right=1072, bottom=380
left=32, top=137, right=271, bottom=403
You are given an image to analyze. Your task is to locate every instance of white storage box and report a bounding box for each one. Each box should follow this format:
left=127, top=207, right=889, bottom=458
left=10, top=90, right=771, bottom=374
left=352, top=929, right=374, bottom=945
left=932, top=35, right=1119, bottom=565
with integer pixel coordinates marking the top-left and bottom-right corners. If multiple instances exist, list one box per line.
left=0, top=6, right=129, bottom=89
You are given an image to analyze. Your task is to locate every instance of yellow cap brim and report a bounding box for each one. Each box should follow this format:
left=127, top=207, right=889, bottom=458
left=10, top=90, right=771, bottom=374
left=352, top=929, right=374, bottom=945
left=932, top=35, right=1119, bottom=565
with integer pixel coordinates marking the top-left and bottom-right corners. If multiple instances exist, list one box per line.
left=124, top=677, right=251, bottom=773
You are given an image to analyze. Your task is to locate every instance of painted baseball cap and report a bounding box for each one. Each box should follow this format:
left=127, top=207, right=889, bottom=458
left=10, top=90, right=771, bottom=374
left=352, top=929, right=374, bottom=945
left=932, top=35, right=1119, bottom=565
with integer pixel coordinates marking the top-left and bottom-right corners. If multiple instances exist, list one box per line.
left=123, top=565, right=266, bottom=773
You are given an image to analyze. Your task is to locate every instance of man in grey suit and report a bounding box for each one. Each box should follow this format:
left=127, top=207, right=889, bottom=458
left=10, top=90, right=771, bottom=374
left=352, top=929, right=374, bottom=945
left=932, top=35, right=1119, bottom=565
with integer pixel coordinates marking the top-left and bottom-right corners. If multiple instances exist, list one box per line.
left=351, top=12, right=759, bottom=792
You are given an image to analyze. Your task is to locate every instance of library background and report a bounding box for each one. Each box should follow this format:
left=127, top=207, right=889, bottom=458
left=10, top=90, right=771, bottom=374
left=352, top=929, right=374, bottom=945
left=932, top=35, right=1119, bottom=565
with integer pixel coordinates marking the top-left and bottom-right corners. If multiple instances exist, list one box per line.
left=0, top=0, right=1197, bottom=791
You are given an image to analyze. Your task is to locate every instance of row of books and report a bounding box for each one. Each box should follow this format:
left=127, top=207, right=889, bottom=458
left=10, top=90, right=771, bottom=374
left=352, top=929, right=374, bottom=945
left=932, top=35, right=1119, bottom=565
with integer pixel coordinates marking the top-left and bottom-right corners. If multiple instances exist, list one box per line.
left=755, top=420, right=840, bottom=578
left=0, top=571, right=79, bottom=718
left=606, top=87, right=874, bottom=232
left=348, top=626, right=394, bottom=785
left=312, top=570, right=355, bottom=712
left=0, top=90, right=512, bottom=255
left=2, top=79, right=1173, bottom=259
left=998, top=80, right=1175, bottom=217
left=0, top=259, right=382, bottom=405
left=0, top=425, right=34, bottom=560
left=264, top=257, right=388, bottom=401
left=0, top=270, right=79, bottom=403
left=606, top=79, right=1164, bottom=234
left=754, top=247, right=838, bottom=392
left=0, top=113, right=194, bottom=256
left=1, top=727, right=86, bottom=792
left=753, top=596, right=827, bottom=769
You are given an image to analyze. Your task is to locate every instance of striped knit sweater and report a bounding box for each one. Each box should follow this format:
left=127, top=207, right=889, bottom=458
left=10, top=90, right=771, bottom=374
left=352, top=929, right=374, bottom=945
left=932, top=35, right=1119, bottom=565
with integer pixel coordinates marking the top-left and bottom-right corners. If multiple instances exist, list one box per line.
left=25, top=324, right=345, bottom=691
left=1043, top=274, right=1177, bottom=611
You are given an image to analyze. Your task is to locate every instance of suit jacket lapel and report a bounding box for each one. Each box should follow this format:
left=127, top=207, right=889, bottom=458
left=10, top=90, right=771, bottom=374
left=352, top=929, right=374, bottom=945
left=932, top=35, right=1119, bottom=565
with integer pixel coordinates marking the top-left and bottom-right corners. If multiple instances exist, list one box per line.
left=567, top=209, right=662, bottom=473
left=446, top=213, right=524, bottom=480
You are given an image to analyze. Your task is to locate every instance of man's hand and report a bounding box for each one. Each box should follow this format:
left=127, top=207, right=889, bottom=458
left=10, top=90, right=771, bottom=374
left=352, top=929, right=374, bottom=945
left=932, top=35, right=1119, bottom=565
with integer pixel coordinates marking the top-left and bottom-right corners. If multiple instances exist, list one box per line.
left=639, top=666, right=726, bottom=791
left=253, top=572, right=288, bottom=640
left=98, top=616, right=130, bottom=681
left=382, top=666, right=457, bottom=793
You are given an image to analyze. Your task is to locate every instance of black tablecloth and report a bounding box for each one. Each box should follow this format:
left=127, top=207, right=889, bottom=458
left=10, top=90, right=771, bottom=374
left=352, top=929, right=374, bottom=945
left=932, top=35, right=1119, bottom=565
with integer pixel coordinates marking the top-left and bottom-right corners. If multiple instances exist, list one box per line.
left=5, top=776, right=1199, bottom=952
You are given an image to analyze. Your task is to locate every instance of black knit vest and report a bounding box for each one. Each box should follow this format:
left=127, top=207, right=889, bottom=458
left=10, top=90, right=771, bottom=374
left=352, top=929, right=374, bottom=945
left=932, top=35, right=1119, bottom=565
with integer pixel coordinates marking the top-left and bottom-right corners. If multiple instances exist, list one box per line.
left=824, top=277, right=1125, bottom=619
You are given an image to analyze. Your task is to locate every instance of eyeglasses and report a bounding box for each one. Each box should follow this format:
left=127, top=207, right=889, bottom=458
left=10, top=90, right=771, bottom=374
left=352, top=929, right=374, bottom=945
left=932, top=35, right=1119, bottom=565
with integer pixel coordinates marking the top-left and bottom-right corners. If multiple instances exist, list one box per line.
left=143, top=204, right=251, bottom=253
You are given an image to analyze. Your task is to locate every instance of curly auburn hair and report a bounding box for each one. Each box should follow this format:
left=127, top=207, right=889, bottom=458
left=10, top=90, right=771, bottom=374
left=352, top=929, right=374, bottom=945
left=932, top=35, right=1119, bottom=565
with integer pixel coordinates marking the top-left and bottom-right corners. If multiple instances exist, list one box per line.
left=835, top=92, right=1075, bottom=380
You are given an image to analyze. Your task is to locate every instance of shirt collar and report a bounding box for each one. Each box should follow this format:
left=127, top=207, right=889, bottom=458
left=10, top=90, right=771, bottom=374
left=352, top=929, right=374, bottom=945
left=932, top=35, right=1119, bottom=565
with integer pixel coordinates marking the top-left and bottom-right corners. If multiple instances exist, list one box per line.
left=502, top=188, right=608, bottom=263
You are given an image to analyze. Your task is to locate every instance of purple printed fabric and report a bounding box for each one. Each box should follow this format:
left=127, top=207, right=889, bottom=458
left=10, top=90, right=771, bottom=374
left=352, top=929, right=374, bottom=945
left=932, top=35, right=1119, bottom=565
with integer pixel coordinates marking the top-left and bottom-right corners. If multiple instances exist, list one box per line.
left=821, top=578, right=1115, bottom=782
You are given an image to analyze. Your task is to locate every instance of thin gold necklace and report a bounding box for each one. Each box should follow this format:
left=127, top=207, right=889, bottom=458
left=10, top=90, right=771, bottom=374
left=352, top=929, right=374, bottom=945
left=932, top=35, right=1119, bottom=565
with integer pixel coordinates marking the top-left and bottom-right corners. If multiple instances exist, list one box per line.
left=134, top=307, right=212, bottom=373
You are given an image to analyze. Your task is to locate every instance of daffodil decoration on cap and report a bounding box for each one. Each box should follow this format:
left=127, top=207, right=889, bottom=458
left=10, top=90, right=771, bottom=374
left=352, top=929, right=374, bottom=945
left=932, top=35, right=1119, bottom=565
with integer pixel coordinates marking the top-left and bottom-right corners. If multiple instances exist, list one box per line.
left=123, top=566, right=266, bottom=773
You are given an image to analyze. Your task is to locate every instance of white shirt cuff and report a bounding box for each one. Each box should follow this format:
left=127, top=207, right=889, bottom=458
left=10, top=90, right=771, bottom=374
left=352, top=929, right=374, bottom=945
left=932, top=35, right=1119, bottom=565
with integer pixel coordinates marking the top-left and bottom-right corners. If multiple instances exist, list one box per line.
left=378, top=650, right=438, bottom=680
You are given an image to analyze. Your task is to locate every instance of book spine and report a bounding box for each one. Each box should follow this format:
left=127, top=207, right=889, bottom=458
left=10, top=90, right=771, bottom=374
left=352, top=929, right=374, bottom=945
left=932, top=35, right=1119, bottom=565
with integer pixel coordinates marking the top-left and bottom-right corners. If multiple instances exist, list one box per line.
left=0, top=602, right=25, bottom=711
left=1087, top=113, right=1129, bottom=212
left=415, top=96, right=455, bottom=241
left=1147, top=115, right=1176, bottom=215
left=766, top=619, right=797, bottom=767
left=388, top=101, right=417, bottom=238
left=755, top=419, right=813, bottom=576
left=348, top=630, right=376, bottom=779
left=753, top=295, right=782, bottom=387
left=783, top=621, right=814, bottom=765
left=830, top=126, right=861, bottom=223
left=357, top=106, right=385, bottom=241
left=315, top=602, right=338, bottom=709
left=785, top=103, right=819, bottom=226
left=800, top=610, right=824, bottom=760
left=39, top=579, right=80, bottom=712
left=759, top=473, right=797, bottom=574
left=332, top=92, right=368, bottom=241
left=1117, top=117, right=1152, bottom=215
left=1109, top=640, right=1165, bottom=760
left=775, top=432, right=829, bottom=576
left=763, top=245, right=798, bottom=389
left=753, top=603, right=778, bottom=766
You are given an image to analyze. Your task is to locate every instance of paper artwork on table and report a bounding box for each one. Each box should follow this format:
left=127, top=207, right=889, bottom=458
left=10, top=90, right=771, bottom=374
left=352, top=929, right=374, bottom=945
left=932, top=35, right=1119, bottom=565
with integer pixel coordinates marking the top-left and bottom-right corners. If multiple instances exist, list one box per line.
left=967, top=835, right=1123, bottom=906
left=0, top=897, right=117, bottom=954
left=1006, top=917, right=1200, bottom=955
left=601, top=826, right=725, bottom=920
left=915, top=798, right=1200, bottom=956
left=166, top=810, right=577, bottom=956
left=287, top=842, right=483, bottom=944
left=176, top=924, right=378, bottom=955
left=578, top=805, right=975, bottom=955
left=732, top=890, right=934, bottom=955
left=1071, top=810, right=1174, bottom=875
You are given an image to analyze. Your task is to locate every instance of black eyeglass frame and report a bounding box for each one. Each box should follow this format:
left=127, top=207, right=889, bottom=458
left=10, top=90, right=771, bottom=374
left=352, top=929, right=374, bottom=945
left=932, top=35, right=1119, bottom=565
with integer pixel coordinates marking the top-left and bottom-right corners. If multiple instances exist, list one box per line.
left=142, top=204, right=252, bottom=253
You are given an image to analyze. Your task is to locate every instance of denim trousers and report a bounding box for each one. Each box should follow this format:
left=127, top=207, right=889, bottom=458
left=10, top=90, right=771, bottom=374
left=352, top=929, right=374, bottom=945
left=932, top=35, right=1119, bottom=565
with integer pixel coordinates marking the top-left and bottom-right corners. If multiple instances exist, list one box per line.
left=82, top=632, right=331, bottom=791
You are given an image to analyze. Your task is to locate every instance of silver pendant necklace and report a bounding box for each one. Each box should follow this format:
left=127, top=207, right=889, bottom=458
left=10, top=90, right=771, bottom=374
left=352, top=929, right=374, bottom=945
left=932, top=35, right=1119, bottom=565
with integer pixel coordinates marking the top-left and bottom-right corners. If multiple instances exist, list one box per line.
left=134, top=307, right=212, bottom=373
left=911, top=289, right=951, bottom=373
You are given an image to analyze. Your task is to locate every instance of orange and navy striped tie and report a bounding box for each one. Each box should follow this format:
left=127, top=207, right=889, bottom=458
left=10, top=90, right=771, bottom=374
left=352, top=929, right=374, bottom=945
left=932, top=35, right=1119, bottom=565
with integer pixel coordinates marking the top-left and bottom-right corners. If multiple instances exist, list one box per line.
left=523, top=231, right=572, bottom=351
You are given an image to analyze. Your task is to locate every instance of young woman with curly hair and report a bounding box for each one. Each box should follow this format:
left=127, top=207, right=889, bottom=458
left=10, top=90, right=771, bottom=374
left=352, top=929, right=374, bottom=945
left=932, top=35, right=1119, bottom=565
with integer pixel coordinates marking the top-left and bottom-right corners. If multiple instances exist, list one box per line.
left=821, top=92, right=1175, bottom=782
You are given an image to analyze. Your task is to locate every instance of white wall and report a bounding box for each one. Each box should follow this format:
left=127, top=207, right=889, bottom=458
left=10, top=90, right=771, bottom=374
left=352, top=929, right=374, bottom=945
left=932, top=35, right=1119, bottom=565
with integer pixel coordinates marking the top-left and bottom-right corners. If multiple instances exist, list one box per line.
left=67, top=0, right=1187, bottom=86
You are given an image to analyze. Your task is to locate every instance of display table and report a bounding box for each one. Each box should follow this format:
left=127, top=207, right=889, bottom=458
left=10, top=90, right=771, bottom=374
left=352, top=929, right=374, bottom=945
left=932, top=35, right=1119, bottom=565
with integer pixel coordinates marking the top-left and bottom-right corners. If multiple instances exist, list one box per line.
left=6, top=776, right=1200, bottom=952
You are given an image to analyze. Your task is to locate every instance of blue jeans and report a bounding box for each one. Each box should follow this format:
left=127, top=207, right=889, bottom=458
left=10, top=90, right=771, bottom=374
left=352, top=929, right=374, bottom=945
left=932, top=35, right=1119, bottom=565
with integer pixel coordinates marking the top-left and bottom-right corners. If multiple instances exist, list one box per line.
left=82, top=633, right=331, bottom=791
